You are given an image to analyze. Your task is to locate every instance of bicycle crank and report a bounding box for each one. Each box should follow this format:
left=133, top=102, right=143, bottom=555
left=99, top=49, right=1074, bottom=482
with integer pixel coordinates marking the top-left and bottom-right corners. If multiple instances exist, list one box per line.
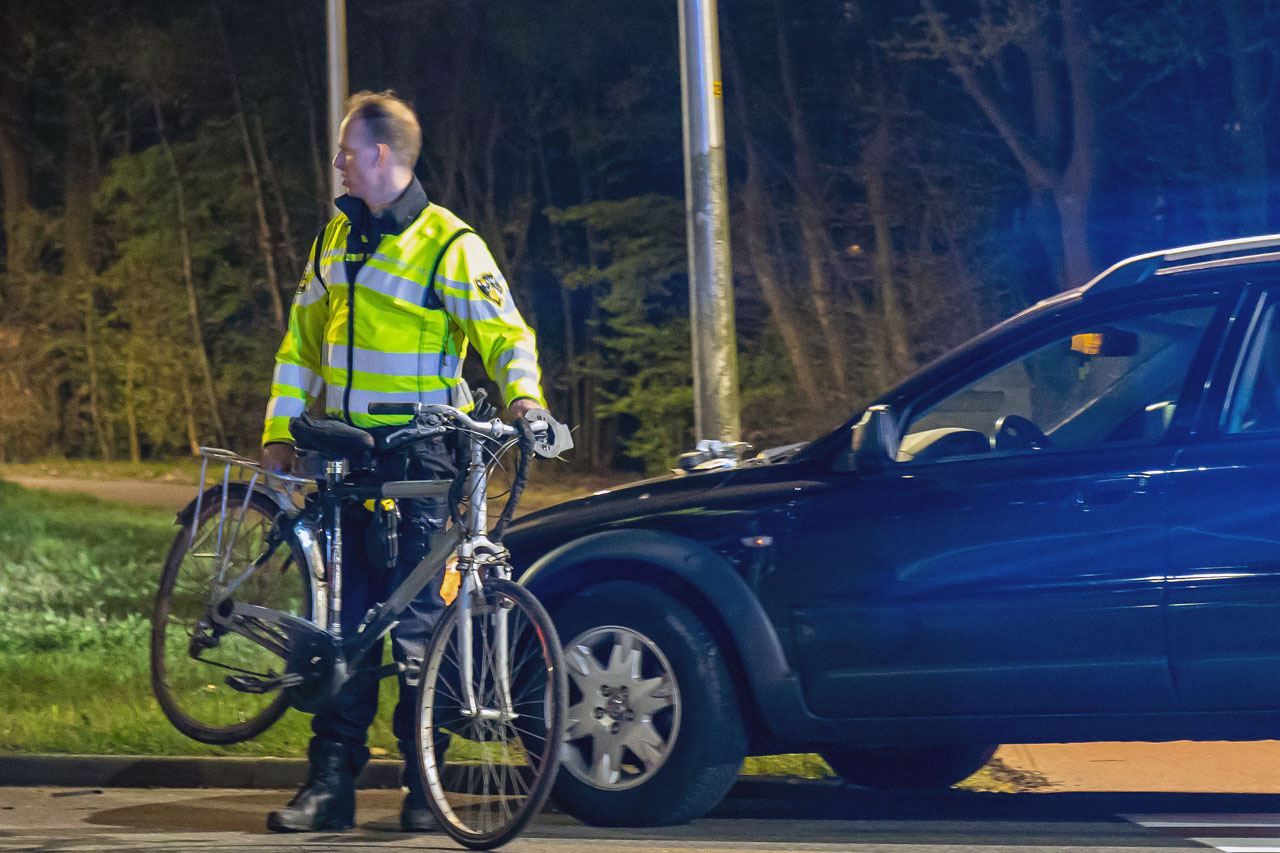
left=280, top=631, right=349, bottom=714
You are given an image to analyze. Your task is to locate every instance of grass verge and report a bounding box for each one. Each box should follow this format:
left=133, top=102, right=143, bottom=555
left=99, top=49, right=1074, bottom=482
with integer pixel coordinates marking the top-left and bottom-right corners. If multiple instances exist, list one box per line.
left=0, top=478, right=405, bottom=758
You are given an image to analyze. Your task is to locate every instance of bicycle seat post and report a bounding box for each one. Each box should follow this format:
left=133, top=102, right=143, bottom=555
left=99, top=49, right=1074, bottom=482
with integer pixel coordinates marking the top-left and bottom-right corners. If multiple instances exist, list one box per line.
left=325, top=458, right=349, bottom=637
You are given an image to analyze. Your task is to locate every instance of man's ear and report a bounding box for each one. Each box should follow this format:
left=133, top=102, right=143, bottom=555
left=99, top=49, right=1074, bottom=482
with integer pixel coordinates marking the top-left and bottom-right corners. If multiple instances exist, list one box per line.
left=375, top=142, right=390, bottom=168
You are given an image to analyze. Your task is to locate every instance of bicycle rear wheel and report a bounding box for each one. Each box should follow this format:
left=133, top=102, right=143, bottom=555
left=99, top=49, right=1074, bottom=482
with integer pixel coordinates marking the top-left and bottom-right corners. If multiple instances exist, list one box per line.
left=416, top=577, right=566, bottom=849
left=150, top=484, right=310, bottom=744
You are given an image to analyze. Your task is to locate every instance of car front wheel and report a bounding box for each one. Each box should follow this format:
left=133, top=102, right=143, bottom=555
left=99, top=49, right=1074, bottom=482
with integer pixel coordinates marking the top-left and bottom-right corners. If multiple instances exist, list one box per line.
left=821, top=744, right=998, bottom=790
left=550, top=580, right=746, bottom=826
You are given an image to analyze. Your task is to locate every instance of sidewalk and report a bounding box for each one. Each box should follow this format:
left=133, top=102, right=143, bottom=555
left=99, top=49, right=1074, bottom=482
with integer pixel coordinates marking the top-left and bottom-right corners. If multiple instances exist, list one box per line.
left=5, top=742, right=1280, bottom=793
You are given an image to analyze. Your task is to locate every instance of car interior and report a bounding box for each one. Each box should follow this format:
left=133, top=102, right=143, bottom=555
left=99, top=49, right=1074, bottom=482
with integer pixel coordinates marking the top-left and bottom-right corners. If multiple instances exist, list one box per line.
left=897, top=306, right=1215, bottom=463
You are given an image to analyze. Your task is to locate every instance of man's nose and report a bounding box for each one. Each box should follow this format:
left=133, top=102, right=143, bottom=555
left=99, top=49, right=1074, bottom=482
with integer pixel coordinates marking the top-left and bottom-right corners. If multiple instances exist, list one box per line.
left=332, top=151, right=343, bottom=169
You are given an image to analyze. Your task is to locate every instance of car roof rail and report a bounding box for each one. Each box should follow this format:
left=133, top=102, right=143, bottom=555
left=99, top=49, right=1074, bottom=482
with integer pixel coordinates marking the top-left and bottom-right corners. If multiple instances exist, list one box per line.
left=1085, top=234, right=1280, bottom=294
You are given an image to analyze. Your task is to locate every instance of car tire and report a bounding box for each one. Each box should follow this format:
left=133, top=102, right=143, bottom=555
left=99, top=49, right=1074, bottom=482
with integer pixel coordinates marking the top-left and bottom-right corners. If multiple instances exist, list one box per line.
left=550, top=580, right=746, bottom=826
left=820, top=744, right=998, bottom=791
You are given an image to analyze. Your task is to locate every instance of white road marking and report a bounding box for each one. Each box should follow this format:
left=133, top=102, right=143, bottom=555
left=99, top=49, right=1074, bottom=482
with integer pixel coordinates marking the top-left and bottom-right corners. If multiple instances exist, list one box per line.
left=1125, top=814, right=1280, bottom=852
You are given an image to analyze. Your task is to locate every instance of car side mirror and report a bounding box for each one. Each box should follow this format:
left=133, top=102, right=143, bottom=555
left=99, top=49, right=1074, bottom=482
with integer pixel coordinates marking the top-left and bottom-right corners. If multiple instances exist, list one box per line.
left=848, top=405, right=901, bottom=473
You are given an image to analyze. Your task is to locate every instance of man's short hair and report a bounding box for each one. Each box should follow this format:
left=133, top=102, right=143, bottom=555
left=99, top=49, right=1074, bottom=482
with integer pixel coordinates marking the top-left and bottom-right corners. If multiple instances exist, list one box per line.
left=345, top=90, right=422, bottom=168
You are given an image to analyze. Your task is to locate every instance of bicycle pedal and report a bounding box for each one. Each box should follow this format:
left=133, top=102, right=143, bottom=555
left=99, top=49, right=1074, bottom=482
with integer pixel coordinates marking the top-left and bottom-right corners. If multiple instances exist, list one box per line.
left=224, top=675, right=272, bottom=694
left=224, top=672, right=302, bottom=694
left=363, top=662, right=403, bottom=680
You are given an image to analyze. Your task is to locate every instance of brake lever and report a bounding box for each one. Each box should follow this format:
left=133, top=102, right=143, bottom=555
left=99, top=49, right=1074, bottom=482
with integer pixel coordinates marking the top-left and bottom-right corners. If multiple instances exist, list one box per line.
left=520, top=409, right=574, bottom=459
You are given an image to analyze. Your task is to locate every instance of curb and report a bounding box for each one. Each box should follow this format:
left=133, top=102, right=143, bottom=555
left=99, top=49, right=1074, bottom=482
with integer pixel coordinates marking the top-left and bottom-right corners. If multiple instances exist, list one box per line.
left=0, top=754, right=401, bottom=790
left=0, top=754, right=838, bottom=797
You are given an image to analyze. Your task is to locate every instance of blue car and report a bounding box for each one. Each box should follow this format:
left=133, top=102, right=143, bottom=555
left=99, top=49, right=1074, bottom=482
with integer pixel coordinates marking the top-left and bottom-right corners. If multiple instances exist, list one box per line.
left=506, top=235, right=1280, bottom=826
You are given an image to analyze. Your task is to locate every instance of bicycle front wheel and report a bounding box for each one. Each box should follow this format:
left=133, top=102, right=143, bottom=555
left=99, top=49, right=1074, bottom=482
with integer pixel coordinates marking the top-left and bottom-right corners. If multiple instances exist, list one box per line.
left=150, top=484, right=311, bottom=744
left=416, top=577, right=566, bottom=849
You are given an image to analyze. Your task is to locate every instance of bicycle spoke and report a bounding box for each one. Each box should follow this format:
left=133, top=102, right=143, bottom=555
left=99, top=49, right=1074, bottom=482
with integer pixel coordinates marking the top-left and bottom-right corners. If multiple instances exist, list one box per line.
left=418, top=580, right=563, bottom=847
left=152, top=490, right=308, bottom=745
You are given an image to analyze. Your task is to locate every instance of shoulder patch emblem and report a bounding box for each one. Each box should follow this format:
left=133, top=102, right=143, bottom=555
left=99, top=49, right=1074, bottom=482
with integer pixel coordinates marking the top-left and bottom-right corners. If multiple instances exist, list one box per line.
left=474, top=272, right=506, bottom=306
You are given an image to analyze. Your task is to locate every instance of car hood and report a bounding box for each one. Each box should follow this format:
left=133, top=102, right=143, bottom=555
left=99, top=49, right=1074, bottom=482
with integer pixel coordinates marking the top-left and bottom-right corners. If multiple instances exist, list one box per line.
left=514, top=440, right=811, bottom=533
left=513, top=466, right=739, bottom=533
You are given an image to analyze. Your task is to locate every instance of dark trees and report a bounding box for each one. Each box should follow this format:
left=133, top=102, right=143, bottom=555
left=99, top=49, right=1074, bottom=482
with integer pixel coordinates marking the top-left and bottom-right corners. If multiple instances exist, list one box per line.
left=0, top=0, right=1273, bottom=469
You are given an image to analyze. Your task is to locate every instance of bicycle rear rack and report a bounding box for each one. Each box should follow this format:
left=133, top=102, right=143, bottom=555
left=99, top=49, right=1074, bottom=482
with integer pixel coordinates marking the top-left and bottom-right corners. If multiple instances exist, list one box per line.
left=190, top=447, right=313, bottom=582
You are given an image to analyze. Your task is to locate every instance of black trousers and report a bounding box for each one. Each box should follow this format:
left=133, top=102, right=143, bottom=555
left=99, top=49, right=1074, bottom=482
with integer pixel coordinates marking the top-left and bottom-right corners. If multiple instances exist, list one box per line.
left=311, top=432, right=457, bottom=771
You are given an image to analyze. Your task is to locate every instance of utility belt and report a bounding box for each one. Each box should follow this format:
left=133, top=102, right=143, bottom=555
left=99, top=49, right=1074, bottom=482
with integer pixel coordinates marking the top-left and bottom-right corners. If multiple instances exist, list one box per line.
left=358, top=427, right=460, bottom=572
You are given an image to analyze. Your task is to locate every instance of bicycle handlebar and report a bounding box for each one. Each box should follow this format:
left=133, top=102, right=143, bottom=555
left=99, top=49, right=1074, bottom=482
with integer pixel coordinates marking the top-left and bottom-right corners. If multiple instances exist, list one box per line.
left=367, top=402, right=573, bottom=459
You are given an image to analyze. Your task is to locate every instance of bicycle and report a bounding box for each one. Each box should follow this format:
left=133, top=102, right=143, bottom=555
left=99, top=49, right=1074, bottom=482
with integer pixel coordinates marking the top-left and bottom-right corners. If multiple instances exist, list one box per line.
left=149, top=398, right=572, bottom=849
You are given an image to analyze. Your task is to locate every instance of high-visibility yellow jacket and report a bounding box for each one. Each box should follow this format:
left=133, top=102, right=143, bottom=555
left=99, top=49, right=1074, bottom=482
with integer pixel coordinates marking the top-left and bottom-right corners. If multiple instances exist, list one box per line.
left=262, top=201, right=545, bottom=446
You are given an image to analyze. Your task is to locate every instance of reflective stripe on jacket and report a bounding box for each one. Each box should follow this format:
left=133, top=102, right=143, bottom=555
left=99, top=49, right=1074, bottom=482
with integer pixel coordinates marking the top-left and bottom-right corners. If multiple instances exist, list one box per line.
left=263, top=204, right=545, bottom=445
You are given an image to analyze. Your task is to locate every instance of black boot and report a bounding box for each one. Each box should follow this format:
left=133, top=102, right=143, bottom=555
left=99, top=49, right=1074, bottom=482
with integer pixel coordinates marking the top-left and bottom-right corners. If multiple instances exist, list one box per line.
left=267, top=739, right=357, bottom=832
left=399, top=741, right=436, bottom=832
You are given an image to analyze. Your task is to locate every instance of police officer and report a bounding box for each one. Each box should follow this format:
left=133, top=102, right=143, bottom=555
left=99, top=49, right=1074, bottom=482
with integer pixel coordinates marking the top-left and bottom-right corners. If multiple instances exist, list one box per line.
left=260, top=90, right=546, bottom=833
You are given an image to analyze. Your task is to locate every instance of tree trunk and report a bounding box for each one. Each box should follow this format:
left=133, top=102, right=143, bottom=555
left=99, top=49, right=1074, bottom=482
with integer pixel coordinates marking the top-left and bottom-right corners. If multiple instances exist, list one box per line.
left=0, top=5, right=34, bottom=319
left=285, top=0, right=332, bottom=225
left=1022, top=22, right=1065, bottom=292
left=152, top=94, right=227, bottom=446
left=921, top=0, right=1099, bottom=292
left=584, top=295, right=603, bottom=470
left=725, top=35, right=823, bottom=408
left=124, top=348, right=141, bottom=463
left=65, top=87, right=112, bottom=460
left=573, top=147, right=606, bottom=469
left=1055, top=0, right=1098, bottom=288
left=740, top=164, right=825, bottom=408
left=179, top=370, right=201, bottom=456
left=251, top=110, right=303, bottom=273
left=774, top=2, right=849, bottom=385
left=210, top=0, right=285, bottom=333
left=471, top=109, right=525, bottom=280
left=534, top=131, right=581, bottom=435
left=82, top=294, right=111, bottom=459
left=1221, top=0, right=1270, bottom=233
left=864, top=107, right=912, bottom=388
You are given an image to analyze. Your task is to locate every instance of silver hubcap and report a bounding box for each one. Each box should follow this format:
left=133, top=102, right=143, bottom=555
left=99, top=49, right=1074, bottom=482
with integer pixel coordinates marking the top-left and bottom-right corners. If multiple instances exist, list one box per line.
left=561, top=626, right=680, bottom=790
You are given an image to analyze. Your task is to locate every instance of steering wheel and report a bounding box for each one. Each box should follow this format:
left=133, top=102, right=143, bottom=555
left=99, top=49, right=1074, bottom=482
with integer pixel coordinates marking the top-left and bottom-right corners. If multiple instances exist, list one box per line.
left=993, top=414, right=1052, bottom=452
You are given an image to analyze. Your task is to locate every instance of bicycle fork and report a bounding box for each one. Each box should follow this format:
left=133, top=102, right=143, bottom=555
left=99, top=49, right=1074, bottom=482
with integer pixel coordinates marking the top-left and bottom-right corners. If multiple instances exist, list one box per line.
left=455, top=435, right=516, bottom=724
left=455, top=563, right=517, bottom=724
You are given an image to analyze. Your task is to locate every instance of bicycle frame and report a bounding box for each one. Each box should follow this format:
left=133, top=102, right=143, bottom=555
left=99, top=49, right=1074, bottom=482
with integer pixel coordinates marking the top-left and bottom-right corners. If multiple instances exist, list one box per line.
left=199, top=427, right=517, bottom=717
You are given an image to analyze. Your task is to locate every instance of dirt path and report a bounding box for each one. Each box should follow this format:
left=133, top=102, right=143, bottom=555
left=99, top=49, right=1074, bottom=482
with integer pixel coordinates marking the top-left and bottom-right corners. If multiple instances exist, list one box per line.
left=5, top=471, right=609, bottom=515
left=7, top=476, right=195, bottom=509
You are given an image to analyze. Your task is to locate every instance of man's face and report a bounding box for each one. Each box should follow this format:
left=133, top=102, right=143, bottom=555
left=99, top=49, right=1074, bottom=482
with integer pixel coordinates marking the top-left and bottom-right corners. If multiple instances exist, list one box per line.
left=333, top=117, right=382, bottom=202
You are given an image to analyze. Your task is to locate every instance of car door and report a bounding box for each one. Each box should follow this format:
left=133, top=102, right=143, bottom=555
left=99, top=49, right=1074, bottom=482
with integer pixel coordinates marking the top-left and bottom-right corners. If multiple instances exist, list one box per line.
left=1165, top=283, right=1280, bottom=710
left=779, top=293, right=1225, bottom=720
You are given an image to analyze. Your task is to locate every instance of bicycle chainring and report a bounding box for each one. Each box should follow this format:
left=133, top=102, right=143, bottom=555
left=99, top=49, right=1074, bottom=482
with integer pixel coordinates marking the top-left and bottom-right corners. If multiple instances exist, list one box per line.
left=282, top=631, right=348, bottom=714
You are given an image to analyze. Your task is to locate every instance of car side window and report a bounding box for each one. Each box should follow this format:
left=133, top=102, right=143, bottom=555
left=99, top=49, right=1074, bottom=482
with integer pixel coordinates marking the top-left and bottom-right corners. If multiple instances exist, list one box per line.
left=1224, top=301, right=1280, bottom=434
left=899, top=305, right=1216, bottom=462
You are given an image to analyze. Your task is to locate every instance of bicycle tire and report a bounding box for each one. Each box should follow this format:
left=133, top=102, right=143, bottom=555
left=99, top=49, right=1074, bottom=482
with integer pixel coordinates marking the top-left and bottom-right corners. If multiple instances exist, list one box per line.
left=150, top=484, right=311, bottom=744
left=415, top=577, right=566, bottom=849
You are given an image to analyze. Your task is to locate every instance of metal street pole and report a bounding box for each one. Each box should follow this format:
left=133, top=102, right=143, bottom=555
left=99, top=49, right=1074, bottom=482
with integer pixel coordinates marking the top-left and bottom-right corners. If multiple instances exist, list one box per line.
left=678, top=0, right=741, bottom=446
left=326, top=0, right=348, bottom=207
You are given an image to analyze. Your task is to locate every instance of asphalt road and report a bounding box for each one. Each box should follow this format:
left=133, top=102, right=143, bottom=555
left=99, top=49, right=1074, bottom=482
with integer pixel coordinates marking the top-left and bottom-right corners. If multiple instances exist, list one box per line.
left=7, top=784, right=1280, bottom=852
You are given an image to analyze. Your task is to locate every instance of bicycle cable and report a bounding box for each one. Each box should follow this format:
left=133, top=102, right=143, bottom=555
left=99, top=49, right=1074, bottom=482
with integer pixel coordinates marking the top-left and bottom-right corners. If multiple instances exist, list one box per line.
left=490, top=418, right=535, bottom=542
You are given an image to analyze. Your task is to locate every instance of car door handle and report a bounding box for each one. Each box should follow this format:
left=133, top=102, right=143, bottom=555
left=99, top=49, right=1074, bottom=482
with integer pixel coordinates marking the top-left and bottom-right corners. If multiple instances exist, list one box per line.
left=1071, top=475, right=1150, bottom=509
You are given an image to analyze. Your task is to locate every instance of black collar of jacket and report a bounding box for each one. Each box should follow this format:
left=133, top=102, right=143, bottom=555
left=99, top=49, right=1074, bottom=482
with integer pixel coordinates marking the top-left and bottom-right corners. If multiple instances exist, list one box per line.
left=335, top=176, right=429, bottom=241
